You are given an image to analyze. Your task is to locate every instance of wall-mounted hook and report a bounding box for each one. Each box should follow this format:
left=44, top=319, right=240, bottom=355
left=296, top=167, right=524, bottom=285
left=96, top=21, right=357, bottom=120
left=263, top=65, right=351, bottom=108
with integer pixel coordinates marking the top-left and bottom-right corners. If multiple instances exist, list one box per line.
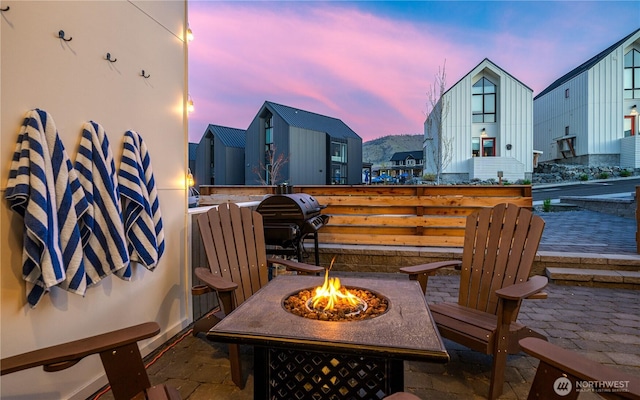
left=1, top=5, right=10, bottom=11
left=105, top=53, right=117, bottom=63
left=58, top=30, right=72, bottom=42
left=141, top=70, right=150, bottom=78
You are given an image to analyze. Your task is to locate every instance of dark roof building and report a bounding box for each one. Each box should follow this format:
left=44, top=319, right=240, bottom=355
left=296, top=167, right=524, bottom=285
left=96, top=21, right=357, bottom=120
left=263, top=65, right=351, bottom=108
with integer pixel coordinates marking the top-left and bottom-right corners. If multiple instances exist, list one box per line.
left=245, top=101, right=363, bottom=185
left=195, top=124, right=246, bottom=186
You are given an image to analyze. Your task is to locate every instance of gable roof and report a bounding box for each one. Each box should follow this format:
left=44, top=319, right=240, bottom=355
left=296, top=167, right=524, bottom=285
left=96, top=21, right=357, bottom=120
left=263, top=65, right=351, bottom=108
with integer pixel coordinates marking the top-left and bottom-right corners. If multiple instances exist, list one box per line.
left=264, top=101, right=361, bottom=140
left=390, top=150, right=423, bottom=161
left=534, top=28, right=640, bottom=100
left=445, top=58, right=532, bottom=97
left=205, top=124, right=246, bottom=148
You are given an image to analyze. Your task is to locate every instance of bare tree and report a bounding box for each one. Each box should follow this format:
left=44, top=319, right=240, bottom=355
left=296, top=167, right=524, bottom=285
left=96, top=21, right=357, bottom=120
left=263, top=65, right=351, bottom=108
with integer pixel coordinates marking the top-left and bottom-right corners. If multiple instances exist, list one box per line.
left=424, top=61, right=453, bottom=185
left=252, top=144, right=290, bottom=185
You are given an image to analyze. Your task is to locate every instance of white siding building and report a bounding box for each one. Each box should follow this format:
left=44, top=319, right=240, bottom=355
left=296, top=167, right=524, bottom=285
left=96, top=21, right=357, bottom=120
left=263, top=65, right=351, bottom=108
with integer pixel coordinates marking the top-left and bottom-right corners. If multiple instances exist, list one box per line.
left=424, top=59, right=533, bottom=182
left=533, top=28, right=640, bottom=167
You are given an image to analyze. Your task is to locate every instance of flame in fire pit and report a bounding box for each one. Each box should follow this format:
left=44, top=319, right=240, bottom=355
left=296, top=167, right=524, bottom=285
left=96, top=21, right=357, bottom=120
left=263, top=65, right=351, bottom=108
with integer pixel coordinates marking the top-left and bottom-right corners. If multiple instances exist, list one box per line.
left=311, top=269, right=362, bottom=311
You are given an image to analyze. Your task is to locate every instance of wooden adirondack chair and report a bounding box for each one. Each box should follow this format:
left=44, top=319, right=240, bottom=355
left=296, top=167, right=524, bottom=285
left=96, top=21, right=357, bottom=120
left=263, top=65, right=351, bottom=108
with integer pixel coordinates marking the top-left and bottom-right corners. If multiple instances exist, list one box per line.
left=520, top=338, right=640, bottom=400
left=400, top=203, right=548, bottom=400
left=0, top=322, right=180, bottom=400
left=191, top=202, right=324, bottom=388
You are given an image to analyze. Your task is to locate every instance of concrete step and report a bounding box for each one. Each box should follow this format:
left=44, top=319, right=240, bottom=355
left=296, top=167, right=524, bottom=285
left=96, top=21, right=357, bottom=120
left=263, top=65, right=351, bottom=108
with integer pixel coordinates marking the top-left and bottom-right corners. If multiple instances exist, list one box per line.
left=546, top=267, right=640, bottom=289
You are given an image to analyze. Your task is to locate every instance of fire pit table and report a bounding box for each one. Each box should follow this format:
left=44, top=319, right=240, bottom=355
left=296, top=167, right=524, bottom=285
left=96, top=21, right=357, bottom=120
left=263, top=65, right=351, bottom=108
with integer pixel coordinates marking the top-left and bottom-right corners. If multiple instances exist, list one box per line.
left=207, top=275, right=449, bottom=399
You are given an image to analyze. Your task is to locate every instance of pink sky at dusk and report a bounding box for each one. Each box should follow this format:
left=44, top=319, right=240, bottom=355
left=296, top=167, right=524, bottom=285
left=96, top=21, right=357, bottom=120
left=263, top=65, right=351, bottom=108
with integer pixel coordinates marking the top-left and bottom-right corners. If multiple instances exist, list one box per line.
left=187, top=1, right=639, bottom=143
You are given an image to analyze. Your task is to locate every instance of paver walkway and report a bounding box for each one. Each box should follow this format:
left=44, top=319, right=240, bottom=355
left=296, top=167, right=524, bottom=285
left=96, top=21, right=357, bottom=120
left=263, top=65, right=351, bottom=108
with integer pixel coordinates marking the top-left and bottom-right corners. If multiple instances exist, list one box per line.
left=92, top=274, right=640, bottom=400
left=535, top=210, right=636, bottom=255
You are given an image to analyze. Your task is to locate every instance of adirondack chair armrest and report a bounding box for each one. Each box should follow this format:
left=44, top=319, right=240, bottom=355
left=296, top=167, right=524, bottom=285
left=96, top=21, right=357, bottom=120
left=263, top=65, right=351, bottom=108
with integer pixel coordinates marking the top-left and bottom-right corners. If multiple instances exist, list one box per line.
left=495, top=275, right=548, bottom=301
left=267, top=258, right=324, bottom=275
left=520, top=337, right=640, bottom=397
left=0, top=322, right=160, bottom=375
left=194, top=267, right=238, bottom=293
left=399, top=260, right=462, bottom=275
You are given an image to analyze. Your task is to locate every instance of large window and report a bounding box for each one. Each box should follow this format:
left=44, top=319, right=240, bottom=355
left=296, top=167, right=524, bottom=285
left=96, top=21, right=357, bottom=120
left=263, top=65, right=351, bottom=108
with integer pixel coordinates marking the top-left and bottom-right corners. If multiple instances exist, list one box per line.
left=331, top=141, right=347, bottom=163
left=265, top=113, right=273, bottom=145
left=624, top=49, right=640, bottom=99
left=472, top=77, right=496, bottom=123
left=331, top=163, right=346, bottom=184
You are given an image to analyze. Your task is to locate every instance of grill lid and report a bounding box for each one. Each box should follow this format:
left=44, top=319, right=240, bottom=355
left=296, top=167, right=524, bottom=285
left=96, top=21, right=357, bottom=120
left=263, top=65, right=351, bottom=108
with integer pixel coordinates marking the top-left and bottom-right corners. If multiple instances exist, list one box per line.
left=257, top=193, right=325, bottom=226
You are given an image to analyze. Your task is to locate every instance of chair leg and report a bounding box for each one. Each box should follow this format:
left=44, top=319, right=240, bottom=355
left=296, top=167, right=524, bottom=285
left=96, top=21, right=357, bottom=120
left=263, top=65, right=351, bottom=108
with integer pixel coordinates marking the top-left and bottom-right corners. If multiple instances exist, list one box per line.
left=229, top=344, right=244, bottom=389
left=488, top=346, right=508, bottom=400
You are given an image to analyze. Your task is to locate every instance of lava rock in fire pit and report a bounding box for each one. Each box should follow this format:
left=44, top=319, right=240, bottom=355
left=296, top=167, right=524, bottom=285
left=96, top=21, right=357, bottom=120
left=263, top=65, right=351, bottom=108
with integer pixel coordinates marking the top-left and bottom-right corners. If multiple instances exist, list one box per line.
left=284, top=288, right=388, bottom=322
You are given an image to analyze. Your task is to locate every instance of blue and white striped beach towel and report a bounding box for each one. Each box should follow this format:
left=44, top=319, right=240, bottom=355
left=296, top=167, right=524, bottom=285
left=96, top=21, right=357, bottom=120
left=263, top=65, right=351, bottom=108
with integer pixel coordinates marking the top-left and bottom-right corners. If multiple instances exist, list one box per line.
left=74, top=121, right=130, bottom=283
left=5, top=109, right=89, bottom=307
left=118, top=130, right=165, bottom=270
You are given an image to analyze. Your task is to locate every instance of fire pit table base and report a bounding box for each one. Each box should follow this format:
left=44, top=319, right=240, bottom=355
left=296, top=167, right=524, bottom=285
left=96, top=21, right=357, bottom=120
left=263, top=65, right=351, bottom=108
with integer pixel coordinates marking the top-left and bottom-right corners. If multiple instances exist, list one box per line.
left=255, top=347, right=403, bottom=400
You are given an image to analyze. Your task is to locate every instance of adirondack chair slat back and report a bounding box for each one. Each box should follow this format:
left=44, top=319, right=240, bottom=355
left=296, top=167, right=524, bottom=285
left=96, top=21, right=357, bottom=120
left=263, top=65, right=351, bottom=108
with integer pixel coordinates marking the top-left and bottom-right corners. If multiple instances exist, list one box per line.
left=458, top=203, right=545, bottom=318
left=197, top=203, right=269, bottom=308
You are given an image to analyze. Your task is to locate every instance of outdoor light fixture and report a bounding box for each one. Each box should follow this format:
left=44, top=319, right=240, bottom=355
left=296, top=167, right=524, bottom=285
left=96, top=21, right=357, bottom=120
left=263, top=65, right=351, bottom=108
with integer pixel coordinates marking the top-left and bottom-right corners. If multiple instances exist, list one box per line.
left=481, top=128, right=487, bottom=137
left=187, top=169, right=194, bottom=188
left=187, top=95, right=194, bottom=113
left=631, top=105, right=638, bottom=115
left=186, top=26, right=194, bottom=42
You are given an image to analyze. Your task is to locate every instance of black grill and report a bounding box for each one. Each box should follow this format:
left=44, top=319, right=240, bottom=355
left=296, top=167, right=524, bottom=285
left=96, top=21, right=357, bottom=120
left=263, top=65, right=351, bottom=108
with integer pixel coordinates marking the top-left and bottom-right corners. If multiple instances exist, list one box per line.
left=256, top=192, right=329, bottom=265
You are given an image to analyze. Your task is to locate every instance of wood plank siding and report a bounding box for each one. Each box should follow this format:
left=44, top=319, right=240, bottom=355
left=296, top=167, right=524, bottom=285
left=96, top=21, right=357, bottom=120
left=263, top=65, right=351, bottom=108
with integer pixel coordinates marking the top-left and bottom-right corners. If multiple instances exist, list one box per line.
left=199, top=185, right=532, bottom=247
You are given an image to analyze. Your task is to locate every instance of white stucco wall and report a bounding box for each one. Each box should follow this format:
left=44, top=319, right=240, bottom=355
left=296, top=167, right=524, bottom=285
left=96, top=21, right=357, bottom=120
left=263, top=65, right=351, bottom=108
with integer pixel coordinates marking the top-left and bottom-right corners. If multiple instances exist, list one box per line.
left=0, top=2, right=190, bottom=398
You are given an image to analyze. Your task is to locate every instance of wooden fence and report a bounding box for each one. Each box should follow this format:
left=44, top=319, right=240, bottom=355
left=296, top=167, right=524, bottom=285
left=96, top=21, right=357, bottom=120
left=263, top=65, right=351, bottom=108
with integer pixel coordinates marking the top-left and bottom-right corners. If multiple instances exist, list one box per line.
left=200, top=184, right=533, bottom=248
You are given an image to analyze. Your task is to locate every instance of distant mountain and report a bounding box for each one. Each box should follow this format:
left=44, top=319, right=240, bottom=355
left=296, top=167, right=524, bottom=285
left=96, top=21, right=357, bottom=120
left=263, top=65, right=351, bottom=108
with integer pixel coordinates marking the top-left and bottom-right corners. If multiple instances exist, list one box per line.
left=363, top=134, right=423, bottom=166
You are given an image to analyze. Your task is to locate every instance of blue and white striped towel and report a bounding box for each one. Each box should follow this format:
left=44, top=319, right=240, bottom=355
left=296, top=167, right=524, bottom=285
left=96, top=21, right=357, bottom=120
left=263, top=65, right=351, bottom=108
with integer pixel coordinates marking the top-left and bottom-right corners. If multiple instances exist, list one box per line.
left=118, top=130, right=165, bottom=270
left=5, top=109, right=89, bottom=307
left=74, top=121, right=130, bottom=283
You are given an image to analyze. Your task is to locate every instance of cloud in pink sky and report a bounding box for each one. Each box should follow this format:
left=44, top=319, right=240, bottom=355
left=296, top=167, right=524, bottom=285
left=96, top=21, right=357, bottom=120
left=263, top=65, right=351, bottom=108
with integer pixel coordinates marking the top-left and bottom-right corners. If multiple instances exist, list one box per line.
left=187, top=1, right=639, bottom=143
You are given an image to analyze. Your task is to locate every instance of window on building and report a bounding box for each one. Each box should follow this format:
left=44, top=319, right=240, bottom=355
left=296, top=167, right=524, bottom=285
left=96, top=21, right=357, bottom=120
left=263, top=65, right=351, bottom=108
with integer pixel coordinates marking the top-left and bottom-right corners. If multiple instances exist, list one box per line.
left=331, top=163, right=346, bottom=184
left=472, top=137, right=480, bottom=157
left=624, top=49, right=640, bottom=99
left=472, top=77, right=496, bottom=123
left=565, top=88, right=570, bottom=98
left=407, top=158, right=415, bottom=166
left=624, top=115, right=636, bottom=137
left=565, top=126, right=570, bottom=136
left=331, top=141, right=347, bottom=163
left=265, top=113, right=273, bottom=145
left=482, top=137, right=495, bottom=157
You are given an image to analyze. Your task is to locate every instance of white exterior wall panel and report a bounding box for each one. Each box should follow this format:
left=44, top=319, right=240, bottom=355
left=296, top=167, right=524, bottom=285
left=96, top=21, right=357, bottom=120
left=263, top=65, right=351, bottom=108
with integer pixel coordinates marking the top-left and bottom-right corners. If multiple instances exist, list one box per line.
left=620, top=135, right=640, bottom=168
left=443, top=81, right=473, bottom=174
left=499, top=73, right=533, bottom=173
left=534, top=72, right=589, bottom=161
left=588, top=49, right=624, bottom=155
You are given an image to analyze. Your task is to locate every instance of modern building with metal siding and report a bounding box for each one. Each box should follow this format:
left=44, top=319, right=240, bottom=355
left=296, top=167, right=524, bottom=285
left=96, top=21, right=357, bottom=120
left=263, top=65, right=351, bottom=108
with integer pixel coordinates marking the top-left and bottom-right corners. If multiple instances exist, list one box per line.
left=425, top=58, right=533, bottom=182
left=533, top=28, right=640, bottom=166
left=244, top=101, right=363, bottom=185
left=244, top=117, right=262, bottom=185
left=195, top=124, right=246, bottom=187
